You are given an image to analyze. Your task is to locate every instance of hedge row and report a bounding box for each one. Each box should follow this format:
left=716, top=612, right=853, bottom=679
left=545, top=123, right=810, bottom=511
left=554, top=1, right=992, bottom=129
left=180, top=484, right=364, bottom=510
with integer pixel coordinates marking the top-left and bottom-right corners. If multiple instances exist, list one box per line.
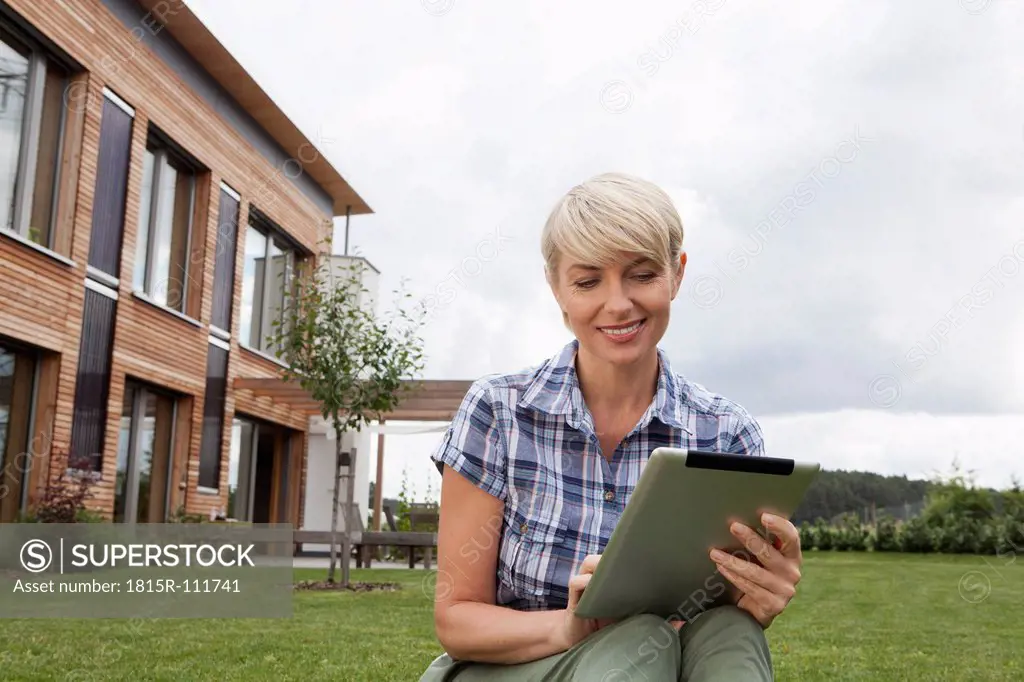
left=798, top=513, right=1024, bottom=555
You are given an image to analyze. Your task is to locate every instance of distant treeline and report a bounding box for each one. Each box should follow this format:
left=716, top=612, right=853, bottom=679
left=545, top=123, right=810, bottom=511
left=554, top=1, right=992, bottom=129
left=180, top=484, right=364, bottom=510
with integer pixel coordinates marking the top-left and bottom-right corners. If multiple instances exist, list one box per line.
left=791, top=466, right=1023, bottom=526
left=792, top=469, right=934, bottom=525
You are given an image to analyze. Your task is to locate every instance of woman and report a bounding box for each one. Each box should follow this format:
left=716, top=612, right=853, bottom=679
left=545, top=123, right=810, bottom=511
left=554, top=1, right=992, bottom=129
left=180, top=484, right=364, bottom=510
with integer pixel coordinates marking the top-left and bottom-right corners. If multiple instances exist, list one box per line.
left=419, top=173, right=802, bottom=681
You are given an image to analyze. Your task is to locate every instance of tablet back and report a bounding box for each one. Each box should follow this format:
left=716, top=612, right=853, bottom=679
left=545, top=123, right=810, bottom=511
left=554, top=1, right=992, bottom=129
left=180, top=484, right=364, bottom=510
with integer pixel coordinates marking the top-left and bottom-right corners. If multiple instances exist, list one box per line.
left=573, top=447, right=820, bottom=621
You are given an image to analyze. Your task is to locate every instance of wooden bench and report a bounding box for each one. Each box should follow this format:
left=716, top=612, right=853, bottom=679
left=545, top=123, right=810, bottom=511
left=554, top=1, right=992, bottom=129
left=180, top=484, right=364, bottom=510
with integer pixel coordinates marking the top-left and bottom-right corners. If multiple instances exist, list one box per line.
left=403, top=503, right=439, bottom=568
left=357, top=530, right=437, bottom=569
left=293, top=529, right=437, bottom=570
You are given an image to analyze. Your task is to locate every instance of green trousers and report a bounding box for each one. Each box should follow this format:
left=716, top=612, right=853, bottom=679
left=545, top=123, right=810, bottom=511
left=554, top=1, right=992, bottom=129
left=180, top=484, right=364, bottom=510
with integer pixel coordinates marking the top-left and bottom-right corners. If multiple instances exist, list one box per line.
left=418, top=606, right=773, bottom=681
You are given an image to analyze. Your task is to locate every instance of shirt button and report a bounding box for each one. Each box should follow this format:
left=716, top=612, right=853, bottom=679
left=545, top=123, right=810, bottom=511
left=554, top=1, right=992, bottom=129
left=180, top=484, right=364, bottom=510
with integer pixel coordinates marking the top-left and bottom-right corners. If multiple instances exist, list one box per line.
left=604, top=490, right=615, bottom=502
left=520, top=522, right=529, bottom=533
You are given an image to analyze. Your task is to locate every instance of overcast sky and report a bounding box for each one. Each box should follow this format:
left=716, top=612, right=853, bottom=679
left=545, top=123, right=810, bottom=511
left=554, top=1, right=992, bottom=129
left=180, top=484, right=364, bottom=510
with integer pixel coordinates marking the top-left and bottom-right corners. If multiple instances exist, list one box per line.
left=185, top=0, right=1024, bottom=497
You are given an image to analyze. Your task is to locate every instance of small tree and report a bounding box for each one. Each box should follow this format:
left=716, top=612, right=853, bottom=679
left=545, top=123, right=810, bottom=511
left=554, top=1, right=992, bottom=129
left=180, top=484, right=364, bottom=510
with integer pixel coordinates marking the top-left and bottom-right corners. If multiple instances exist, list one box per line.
left=21, top=447, right=104, bottom=523
left=922, top=459, right=996, bottom=525
left=269, top=238, right=426, bottom=587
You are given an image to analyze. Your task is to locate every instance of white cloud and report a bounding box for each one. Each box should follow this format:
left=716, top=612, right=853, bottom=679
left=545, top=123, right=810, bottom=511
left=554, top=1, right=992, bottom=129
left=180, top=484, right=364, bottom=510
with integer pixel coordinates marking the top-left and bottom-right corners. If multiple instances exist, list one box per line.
left=761, top=411, right=1024, bottom=492
left=183, top=0, right=1024, bottom=494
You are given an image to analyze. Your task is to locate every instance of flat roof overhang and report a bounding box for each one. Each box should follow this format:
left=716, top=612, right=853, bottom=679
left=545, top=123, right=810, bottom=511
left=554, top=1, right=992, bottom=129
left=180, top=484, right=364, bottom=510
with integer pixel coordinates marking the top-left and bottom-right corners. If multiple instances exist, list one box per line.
left=137, top=0, right=371, bottom=217
left=233, top=378, right=474, bottom=422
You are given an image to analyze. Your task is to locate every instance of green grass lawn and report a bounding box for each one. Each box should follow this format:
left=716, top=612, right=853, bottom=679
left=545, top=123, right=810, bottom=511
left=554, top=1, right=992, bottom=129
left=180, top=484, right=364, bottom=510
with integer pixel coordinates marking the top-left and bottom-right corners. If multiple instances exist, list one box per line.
left=0, top=552, right=1021, bottom=681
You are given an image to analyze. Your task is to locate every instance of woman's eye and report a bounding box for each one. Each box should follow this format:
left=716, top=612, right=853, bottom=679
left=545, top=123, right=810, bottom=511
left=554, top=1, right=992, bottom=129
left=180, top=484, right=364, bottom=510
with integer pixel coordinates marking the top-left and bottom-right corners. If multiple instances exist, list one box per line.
left=574, top=279, right=598, bottom=290
left=634, top=272, right=657, bottom=282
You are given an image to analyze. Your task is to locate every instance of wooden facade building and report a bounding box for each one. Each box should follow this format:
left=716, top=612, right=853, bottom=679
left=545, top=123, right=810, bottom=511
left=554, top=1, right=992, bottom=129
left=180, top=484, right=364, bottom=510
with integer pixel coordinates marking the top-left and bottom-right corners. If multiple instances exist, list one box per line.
left=0, top=0, right=379, bottom=526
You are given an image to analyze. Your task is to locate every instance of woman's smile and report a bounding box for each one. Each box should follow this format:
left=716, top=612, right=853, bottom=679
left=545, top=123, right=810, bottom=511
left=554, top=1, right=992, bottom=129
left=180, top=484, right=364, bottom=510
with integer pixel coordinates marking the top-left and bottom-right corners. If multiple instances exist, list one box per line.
left=598, top=318, right=646, bottom=343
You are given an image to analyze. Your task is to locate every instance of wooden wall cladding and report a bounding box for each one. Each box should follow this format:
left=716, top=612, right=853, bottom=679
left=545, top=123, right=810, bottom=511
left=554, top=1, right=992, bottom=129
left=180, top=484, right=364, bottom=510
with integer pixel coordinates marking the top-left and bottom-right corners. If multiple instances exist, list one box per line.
left=0, top=0, right=335, bottom=522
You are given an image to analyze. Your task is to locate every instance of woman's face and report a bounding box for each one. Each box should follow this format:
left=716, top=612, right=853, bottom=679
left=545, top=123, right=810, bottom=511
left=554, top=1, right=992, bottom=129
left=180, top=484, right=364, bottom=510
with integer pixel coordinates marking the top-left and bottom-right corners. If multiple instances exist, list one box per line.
left=550, top=250, right=686, bottom=366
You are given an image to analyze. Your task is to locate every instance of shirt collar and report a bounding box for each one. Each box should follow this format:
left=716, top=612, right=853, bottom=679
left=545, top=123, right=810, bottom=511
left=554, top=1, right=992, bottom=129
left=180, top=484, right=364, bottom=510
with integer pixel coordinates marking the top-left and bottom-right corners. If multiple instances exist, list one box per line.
left=519, top=338, right=692, bottom=434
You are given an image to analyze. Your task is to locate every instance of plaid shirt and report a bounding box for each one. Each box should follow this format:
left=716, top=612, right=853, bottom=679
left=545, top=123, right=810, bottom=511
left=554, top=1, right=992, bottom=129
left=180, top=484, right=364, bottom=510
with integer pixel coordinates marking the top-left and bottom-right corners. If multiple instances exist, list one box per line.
left=430, top=338, right=765, bottom=612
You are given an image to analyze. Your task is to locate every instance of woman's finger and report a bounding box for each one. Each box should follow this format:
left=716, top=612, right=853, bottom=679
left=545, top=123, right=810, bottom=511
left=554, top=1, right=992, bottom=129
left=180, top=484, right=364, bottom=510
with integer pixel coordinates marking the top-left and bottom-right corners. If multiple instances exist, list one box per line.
left=568, top=572, right=592, bottom=609
left=710, top=549, right=795, bottom=600
left=718, top=564, right=787, bottom=618
left=762, top=514, right=803, bottom=562
left=579, top=554, right=601, bottom=575
left=729, top=523, right=784, bottom=572
left=569, top=573, right=592, bottom=592
left=728, top=523, right=801, bottom=586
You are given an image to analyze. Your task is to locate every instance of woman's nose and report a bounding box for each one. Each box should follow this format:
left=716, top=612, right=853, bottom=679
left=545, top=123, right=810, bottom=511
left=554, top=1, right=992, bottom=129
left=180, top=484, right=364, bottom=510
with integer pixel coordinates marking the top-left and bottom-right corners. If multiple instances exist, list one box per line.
left=603, top=279, right=633, bottom=314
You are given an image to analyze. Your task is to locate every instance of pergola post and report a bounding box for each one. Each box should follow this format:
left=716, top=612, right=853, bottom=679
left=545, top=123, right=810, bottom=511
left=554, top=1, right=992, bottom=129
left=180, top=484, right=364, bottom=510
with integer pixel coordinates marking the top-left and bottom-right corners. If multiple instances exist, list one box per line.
left=374, top=418, right=386, bottom=532
left=373, top=419, right=386, bottom=562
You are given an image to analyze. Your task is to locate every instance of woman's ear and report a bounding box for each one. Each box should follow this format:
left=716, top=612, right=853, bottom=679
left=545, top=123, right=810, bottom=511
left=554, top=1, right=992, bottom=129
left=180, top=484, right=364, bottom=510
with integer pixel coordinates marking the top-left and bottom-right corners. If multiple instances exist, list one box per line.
left=670, top=251, right=687, bottom=299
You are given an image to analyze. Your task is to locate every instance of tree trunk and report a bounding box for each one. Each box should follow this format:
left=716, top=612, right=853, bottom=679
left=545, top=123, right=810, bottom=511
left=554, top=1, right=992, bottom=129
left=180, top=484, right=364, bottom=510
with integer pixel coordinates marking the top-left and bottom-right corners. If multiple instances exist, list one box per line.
left=327, top=427, right=343, bottom=584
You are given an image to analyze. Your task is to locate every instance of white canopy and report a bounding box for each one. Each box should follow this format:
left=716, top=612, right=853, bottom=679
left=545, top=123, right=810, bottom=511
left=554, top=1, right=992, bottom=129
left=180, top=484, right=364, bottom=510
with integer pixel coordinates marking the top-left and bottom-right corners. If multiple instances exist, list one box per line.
left=361, top=422, right=450, bottom=435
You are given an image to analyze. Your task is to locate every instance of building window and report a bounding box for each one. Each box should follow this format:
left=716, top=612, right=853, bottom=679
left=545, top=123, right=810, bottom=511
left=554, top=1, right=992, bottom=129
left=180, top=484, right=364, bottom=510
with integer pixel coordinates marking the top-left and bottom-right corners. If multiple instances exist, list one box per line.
left=132, top=130, right=199, bottom=312
left=0, top=339, right=37, bottom=523
left=197, top=339, right=229, bottom=490
left=0, top=22, right=71, bottom=249
left=114, top=380, right=177, bottom=523
left=227, top=415, right=292, bottom=523
left=240, top=209, right=299, bottom=355
left=227, top=417, right=255, bottom=521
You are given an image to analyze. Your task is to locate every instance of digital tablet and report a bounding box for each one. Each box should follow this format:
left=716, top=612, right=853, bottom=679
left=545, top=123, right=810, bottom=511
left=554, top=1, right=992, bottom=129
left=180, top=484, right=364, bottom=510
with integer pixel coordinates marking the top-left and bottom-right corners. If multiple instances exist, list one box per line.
left=573, top=447, right=820, bottom=621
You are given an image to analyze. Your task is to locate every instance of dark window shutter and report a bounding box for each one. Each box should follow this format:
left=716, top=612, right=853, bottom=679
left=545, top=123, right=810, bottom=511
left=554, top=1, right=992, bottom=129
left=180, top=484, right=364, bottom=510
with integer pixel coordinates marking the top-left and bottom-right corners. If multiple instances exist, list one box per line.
left=198, top=343, right=229, bottom=489
left=87, top=96, right=134, bottom=276
left=70, top=288, right=117, bottom=470
left=211, top=189, right=240, bottom=331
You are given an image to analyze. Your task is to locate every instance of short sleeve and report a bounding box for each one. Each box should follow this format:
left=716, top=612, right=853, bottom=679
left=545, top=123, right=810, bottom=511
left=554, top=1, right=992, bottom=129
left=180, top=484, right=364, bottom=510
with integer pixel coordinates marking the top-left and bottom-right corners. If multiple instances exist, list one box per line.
left=725, top=407, right=766, bottom=457
left=430, top=379, right=509, bottom=501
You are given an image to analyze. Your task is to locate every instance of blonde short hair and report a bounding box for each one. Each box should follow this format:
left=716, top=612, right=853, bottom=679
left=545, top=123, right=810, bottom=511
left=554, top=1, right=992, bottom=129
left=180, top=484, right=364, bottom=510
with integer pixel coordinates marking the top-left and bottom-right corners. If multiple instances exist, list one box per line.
left=541, top=172, right=684, bottom=282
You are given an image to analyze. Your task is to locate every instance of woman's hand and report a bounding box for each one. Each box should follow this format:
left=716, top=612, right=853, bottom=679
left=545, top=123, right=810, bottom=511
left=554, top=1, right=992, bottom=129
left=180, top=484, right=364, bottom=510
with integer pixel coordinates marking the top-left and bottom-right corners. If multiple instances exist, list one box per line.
left=551, top=554, right=618, bottom=652
left=709, top=512, right=803, bottom=629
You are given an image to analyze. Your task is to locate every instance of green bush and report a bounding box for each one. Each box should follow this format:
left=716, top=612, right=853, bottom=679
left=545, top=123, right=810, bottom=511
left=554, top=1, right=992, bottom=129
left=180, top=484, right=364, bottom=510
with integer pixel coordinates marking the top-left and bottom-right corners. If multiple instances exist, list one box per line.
left=833, top=513, right=869, bottom=551
left=74, top=507, right=107, bottom=523
left=17, top=507, right=105, bottom=523
left=1000, top=485, right=1024, bottom=522
left=997, top=485, right=1024, bottom=552
left=797, top=491, right=1019, bottom=555
left=168, top=504, right=208, bottom=524
left=873, top=514, right=901, bottom=552
left=974, top=521, right=1002, bottom=555
left=899, top=516, right=936, bottom=553
left=935, top=516, right=989, bottom=554
left=996, top=517, right=1024, bottom=555
left=832, top=513, right=852, bottom=551
left=814, top=518, right=835, bottom=551
left=798, top=521, right=817, bottom=550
